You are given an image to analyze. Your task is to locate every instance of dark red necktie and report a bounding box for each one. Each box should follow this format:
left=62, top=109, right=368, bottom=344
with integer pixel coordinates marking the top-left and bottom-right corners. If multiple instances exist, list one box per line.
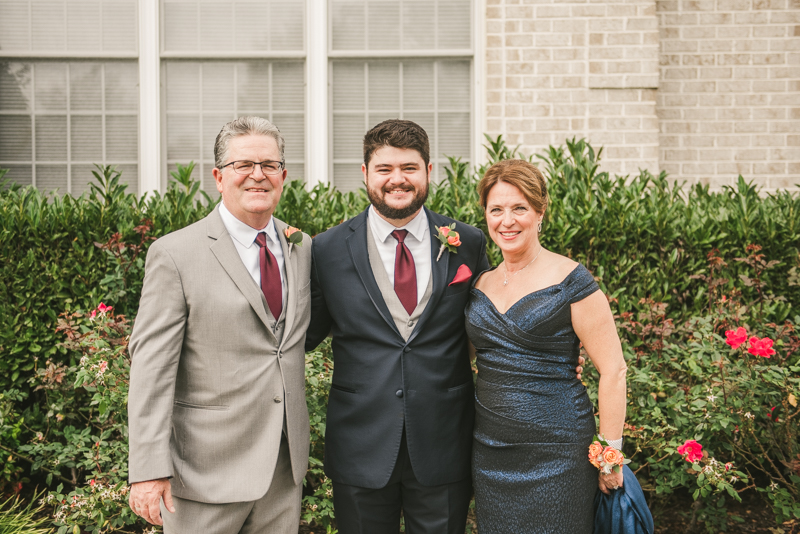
left=391, top=229, right=417, bottom=315
left=255, top=232, right=282, bottom=320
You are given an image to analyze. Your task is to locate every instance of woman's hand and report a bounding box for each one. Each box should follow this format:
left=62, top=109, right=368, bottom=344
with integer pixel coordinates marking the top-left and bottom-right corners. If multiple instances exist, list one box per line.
left=598, top=469, right=624, bottom=495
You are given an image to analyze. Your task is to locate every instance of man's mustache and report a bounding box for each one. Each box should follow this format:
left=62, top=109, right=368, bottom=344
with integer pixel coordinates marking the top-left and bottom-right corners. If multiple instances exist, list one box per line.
left=382, top=184, right=415, bottom=193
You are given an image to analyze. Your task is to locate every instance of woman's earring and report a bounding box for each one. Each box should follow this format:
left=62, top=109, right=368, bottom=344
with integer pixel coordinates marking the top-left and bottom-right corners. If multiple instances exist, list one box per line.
left=537, top=221, right=543, bottom=233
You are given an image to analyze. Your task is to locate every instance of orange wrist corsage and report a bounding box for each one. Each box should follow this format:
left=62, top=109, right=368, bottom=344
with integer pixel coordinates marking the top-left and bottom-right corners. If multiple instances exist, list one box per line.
left=588, top=435, right=630, bottom=475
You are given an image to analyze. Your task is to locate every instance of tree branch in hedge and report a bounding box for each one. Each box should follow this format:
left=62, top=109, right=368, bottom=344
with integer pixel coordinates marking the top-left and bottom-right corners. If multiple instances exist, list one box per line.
left=0, top=444, right=75, bottom=486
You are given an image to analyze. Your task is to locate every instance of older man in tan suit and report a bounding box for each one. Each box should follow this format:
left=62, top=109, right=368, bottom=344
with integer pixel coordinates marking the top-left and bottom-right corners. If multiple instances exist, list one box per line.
left=127, top=116, right=311, bottom=533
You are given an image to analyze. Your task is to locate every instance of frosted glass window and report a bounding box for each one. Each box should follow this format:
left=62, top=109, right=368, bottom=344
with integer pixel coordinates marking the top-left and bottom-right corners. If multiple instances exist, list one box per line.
left=330, top=0, right=470, bottom=51
left=0, top=61, right=139, bottom=195
left=331, top=59, right=471, bottom=192
left=0, top=1, right=138, bottom=53
left=164, top=61, right=305, bottom=195
left=162, top=0, right=304, bottom=53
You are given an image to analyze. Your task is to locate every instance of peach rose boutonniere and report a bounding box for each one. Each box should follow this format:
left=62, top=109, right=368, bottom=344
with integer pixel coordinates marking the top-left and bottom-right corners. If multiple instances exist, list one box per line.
left=284, top=226, right=303, bottom=254
left=435, top=223, right=461, bottom=261
left=588, top=435, right=630, bottom=475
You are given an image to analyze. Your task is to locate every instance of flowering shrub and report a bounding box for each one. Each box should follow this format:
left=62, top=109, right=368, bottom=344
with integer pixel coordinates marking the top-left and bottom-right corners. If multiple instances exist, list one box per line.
left=20, top=304, right=146, bottom=533
left=589, top=247, right=800, bottom=531
left=302, top=344, right=336, bottom=532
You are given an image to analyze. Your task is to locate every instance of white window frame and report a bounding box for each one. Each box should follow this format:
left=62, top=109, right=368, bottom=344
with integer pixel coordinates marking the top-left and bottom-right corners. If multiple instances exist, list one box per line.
left=140, top=0, right=160, bottom=194
left=318, top=0, right=484, bottom=186
left=5, top=0, right=484, bottom=195
left=0, top=5, right=140, bottom=193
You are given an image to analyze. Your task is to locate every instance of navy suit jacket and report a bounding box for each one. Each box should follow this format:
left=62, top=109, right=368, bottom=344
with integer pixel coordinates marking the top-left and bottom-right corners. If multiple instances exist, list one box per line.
left=306, top=207, right=490, bottom=488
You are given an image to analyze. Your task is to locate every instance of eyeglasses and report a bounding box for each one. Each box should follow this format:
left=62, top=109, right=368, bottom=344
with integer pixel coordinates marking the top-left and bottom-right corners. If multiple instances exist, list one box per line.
left=220, top=160, right=285, bottom=176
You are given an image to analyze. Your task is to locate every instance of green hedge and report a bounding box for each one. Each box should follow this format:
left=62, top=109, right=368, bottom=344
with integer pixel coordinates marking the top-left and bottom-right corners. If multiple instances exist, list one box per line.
left=0, top=138, right=798, bottom=532
left=2, top=140, right=798, bottom=395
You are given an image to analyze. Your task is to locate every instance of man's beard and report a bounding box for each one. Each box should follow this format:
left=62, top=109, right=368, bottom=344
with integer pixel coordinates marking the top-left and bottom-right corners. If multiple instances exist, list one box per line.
left=367, top=181, right=429, bottom=221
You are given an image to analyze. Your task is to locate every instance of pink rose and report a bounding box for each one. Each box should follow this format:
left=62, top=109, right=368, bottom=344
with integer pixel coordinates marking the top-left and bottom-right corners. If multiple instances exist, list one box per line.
left=588, top=441, right=603, bottom=459
left=285, top=227, right=300, bottom=238
left=447, top=234, right=461, bottom=247
left=677, top=439, right=703, bottom=463
left=439, top=227, right=450, bottom=236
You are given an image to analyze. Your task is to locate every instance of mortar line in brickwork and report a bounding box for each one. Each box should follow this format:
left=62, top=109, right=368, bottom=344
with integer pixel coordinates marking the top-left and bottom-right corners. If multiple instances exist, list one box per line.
left=501, top=0, right=507, bottom=135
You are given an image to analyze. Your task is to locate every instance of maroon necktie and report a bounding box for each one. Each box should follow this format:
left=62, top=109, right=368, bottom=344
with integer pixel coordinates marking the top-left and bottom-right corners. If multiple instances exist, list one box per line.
left=391, top=229, right=417, bottom=315
left=255, top=232, right=282, bottom=320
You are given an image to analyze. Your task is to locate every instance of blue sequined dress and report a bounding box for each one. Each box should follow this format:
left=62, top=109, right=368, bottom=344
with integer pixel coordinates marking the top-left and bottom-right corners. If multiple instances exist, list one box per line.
left=465, top=264, right=600, bottom=533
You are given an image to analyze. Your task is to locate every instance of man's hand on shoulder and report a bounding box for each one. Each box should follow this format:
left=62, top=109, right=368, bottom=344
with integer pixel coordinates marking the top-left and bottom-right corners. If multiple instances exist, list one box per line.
left=129, top=478, right=175, bottom=526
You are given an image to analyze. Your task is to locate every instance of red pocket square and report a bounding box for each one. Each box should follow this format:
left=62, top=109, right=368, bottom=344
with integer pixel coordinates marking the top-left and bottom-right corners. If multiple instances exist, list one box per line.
left=448, top=264, right=473, bottom=286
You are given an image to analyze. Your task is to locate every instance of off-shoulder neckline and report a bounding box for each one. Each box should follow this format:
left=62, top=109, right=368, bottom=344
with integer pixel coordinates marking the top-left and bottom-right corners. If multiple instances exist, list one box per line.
left=471, top=263, right=586, bottom=316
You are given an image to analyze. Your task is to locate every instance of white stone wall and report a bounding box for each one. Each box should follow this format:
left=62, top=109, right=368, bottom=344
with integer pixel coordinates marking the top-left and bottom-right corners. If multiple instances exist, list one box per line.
left=485, top=0, right=800, bottom=191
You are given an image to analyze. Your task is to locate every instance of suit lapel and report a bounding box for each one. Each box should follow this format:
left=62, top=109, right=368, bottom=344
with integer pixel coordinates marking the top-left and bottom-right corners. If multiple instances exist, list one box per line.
left=407, top=208, right=449, bottom=344
left=273, top=218, right=297, bottom=345
left=207, top=207, right=278, bottom=345
left=346, top=210, right=402, bottom=337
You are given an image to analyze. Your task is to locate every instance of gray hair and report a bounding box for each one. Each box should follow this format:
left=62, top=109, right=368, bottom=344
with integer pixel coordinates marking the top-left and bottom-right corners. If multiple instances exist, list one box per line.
left=213, top=116, right=285, bottom=169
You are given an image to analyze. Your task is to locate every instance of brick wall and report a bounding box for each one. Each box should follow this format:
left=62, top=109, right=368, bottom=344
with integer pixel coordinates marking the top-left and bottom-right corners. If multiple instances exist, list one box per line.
left=486, top=0, right=660, bottom=177
left=485, top=0, right=800, bottom=191
left=657, top=0, right=800, bottom=191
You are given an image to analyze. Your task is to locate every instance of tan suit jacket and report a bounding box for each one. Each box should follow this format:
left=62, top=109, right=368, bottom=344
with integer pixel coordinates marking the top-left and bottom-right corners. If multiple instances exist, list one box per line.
left=128, top=206, right=311, bottom=503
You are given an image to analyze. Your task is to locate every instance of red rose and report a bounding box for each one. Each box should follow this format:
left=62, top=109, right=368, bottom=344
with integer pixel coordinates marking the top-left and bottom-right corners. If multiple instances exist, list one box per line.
left=748, top=336, right=775, bottom=358
left=677, top=439, right=703, bottom=463
left=724, top=326, right=747, bottom=349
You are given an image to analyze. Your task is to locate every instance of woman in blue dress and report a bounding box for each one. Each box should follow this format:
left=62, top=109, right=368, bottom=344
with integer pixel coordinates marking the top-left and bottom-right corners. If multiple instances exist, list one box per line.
left=466, top=159, right=628, bottom=533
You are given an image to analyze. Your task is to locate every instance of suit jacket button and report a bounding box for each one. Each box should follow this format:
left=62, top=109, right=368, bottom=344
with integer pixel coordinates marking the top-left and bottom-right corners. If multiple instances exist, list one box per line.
left=395, top=390, right=403, bottom=398
left=403, top=347, right=411, bottom=353
left=274, top=396, right=282, bottom=403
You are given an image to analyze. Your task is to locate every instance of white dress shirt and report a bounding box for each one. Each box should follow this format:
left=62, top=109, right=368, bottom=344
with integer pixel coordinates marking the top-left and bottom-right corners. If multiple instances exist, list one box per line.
left=219, top=202, right=286, bottom=308
left=367, top=205, right=432, bottom=305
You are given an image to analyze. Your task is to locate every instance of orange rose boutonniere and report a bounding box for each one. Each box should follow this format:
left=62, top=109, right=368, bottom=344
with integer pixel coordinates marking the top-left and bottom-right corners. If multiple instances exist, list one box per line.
left=284, top=226, right=303, bottom=253
left=435, top=224, right=461, bottom=261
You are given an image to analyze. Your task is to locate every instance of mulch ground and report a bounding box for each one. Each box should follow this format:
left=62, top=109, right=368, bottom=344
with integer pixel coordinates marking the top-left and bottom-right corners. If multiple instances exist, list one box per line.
left=652, top=490, right=798, bottom=534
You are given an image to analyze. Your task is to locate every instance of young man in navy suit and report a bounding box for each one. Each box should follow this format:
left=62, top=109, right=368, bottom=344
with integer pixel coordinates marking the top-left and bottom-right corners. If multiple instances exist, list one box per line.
left=306, top=119, right=488, bottom=533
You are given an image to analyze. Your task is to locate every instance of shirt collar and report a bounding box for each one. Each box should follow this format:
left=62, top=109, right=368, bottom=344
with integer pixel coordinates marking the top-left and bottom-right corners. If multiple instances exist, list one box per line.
left=219, top=202, right=279, bottom=248
left=368, top=205, right=429, bottom=244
